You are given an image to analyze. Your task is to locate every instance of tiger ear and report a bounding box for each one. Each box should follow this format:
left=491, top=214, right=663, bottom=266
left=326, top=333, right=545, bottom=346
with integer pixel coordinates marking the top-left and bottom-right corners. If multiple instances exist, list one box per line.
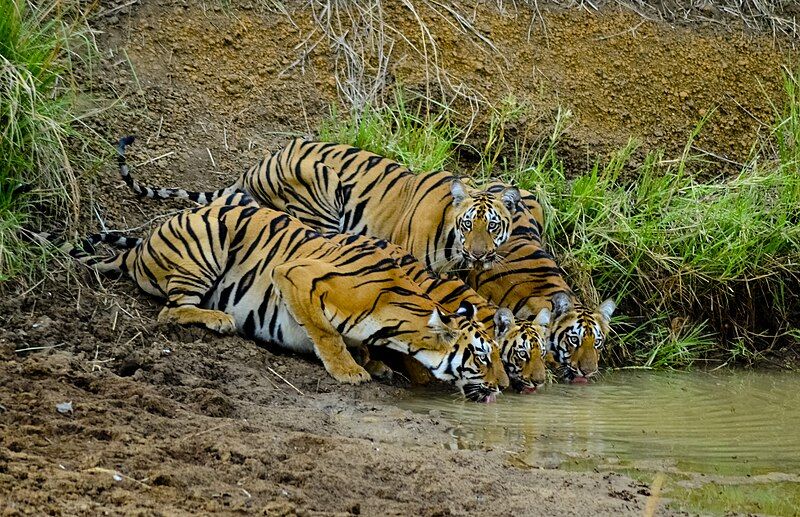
left=551, top=292, right=572, bottom=316
left=455, top=300, right=476, bottom=320
left=428, top=309, right=457, bottom=342
left=598, top=299, right=616, bottom=322
left=533, top=307, right=551, bottom=327
left=500, top=186, right=521, bottom=213
left=450, top=179, right=470, bottom=207
left=493, top=308, right=515, bottom=339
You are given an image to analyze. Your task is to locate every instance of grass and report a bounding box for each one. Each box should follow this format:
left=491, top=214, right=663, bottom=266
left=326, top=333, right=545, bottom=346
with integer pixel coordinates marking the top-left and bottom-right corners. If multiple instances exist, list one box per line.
left=668, top=481, right=800, bottom=516
left=509, top=70, right=800, bottom=367
left=318, top=68, right=800, bottom=368
left=318, top=89, right=460, bottom=173
left=0, top=0, right=96, bottom=281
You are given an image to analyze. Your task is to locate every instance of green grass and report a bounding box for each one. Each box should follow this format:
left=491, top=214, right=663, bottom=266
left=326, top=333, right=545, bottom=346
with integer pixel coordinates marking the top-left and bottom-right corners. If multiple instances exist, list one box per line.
left=669, top=481, right=800, bottom=516
left=0, top=0, right=95, bottom=281
left=318, top=90, right=459, bottom=173
left=508, top=71, right=800, bottom=367
left=318, top=71, right=800, bottom=368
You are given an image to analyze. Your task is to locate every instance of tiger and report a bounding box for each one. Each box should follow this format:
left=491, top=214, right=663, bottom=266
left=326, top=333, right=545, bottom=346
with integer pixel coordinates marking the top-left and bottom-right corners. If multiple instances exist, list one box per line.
left=42, top=193, right=509, bottom=402
left=116, top=136, right=521, bottom=274
left=325, top=232, right=552, bottom=393
left=467, top=183, right=617, bottom=383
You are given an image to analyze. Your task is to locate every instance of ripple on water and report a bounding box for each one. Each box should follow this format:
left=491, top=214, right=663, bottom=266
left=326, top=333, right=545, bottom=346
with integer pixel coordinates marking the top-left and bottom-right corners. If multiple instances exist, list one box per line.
left=398, top=370, right=800, bottom=475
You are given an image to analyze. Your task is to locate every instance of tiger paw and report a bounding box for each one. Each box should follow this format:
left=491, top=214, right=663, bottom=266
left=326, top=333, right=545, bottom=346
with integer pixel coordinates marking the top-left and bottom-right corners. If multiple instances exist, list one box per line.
left=365, top=360, right=394, bottom=382
left=205, top=313, right=237, bottom=334
left=329, top=364, right=372, bottom=385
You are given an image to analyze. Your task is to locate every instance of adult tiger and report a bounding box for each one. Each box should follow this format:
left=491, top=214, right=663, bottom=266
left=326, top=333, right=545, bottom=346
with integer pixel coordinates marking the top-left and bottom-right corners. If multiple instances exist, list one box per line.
left=117, top=136, right=521, bottom=274
left=467, top=183, right=617, bottom=383
left=326, top=232, right=552, bottom=393
left=42, top=194, right=508, bottom=402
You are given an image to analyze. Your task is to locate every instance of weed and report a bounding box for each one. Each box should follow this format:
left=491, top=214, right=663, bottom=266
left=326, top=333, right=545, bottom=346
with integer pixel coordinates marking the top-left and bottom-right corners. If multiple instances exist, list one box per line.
left=507, top=69, right=800, bottom=367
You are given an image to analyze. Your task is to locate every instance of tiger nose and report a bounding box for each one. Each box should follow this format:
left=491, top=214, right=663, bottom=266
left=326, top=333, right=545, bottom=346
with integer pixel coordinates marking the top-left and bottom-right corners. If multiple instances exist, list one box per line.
left=471, top=250, right=494, bottom=261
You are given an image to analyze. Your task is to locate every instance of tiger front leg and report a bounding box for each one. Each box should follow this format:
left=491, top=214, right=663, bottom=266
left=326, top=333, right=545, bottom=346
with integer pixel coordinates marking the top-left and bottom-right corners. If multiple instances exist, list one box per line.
left=158, top=305, right=236, bottom=334
left=352, top=345, right=394, bottom=382
left=159, top=277, right=236, bottom=334
left=273, top=261, right=371, bottom=385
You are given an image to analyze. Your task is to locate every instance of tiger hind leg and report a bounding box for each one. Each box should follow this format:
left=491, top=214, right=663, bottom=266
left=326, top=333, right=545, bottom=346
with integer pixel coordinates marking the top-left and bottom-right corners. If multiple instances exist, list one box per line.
left=156, top=264, right=235, bottom=334
left=272, top=260, right=370, bottom=385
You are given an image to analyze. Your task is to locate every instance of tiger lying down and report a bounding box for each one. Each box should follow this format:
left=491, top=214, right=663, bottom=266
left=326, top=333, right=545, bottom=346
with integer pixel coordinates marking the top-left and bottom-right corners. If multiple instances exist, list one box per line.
left=325, top=232, right=553, bottom=394
left=44, top=193, right=534, bottom=402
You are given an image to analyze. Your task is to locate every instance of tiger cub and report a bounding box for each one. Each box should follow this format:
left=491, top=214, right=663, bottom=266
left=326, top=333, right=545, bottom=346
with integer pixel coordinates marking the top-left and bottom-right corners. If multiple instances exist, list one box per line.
left=468, top=184, right=617, bottom=383
left=116, top=136, right=520, bottom=274
left=45, top=194, right=508, bottom=402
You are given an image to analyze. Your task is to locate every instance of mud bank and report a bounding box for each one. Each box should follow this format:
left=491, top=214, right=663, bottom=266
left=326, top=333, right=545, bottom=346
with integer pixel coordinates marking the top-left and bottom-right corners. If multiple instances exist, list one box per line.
left=0, top=284, right=657, bottom=515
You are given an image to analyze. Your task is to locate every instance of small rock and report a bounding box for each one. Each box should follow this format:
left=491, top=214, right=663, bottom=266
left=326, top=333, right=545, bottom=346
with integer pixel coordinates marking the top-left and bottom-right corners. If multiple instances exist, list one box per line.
left=56, top=401, right=73, bottom=415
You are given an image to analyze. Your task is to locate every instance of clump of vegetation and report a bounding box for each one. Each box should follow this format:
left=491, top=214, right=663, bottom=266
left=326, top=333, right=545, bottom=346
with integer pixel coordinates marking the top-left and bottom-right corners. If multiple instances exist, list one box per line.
left=319, top=69, right=800, bottom=368
left=0, top=0, right=96, bottom=281
left=318, top=91, right=459, bottom=173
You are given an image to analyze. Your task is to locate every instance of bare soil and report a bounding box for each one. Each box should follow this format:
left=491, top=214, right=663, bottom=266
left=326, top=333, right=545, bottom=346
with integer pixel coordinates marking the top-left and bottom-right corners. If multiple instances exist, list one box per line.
left=2, top=0, right=797, bottom=514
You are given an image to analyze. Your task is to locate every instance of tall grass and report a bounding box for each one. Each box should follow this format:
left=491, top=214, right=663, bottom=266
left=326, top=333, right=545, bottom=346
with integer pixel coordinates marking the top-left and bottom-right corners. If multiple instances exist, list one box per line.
left=509, top=69, right=800, bottom=367
left=0, top=0, right=95, bottom=281
left=319, top=70, right=800, bottom=368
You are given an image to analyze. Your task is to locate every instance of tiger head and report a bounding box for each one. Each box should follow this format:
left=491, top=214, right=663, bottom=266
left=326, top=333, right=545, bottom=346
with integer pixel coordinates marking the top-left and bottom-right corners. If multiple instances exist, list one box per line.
left=451, top=179, right=520, bottom=270
left=548, top=292, right=616, bottom=383
left=493, top=307, right=551, bottom=393
left=425, top=301, right=509, bottom=403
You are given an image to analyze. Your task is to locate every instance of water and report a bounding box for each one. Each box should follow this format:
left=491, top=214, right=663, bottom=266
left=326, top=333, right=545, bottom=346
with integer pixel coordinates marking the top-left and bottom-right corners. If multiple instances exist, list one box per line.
left=398, top=370, right=800, bottom=476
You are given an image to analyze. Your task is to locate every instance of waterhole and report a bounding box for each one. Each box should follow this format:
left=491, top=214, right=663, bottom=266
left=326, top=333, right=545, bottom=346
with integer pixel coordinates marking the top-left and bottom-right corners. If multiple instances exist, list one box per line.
left=399, top=370, right=800, bottom=477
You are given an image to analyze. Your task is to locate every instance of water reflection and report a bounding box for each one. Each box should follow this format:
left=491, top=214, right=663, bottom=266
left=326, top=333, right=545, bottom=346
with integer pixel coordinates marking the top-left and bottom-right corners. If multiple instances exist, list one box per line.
left=399, top=370, right=800, bottom=475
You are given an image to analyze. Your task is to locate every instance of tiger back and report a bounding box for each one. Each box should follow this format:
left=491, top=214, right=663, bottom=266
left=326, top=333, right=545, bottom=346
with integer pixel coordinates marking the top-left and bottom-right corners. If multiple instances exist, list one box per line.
left=117, top=136, right=520, bottom=275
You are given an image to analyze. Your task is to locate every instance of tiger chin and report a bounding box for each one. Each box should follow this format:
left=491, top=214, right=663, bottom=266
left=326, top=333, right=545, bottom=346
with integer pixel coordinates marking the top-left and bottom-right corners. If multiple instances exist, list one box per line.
left=40, top=195, right=507, bottom=403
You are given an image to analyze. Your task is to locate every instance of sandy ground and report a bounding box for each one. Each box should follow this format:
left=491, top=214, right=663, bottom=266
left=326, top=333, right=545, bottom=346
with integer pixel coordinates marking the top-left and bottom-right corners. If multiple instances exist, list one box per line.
left=3, top=0, right=798, bottom=513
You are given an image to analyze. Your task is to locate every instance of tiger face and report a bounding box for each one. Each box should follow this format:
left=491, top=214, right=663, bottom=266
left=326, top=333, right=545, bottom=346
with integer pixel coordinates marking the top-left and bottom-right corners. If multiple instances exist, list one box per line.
left=427, top=301, right=508, bottom=403
left=451, top=179, right=519, bottom=270
left=548, top=292, right=616, bottom=383
left=494, top=308, right=551, bottom=393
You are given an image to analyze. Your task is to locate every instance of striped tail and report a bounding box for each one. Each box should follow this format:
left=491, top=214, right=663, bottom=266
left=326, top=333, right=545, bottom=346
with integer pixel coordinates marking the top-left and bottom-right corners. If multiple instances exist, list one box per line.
left=34, top=232, right=131, bottom=275
left=117, top=135, right=242, bottom=205
left=87, top=232, right=143, bottom=250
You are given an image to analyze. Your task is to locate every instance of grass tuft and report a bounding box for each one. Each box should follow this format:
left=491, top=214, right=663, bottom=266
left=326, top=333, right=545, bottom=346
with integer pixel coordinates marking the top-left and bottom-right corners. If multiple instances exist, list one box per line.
left=0, top=0, right=96, bottom=281
left=318, top=89, right=459, bottom=173
left=508, top=68, right=800, bottom=367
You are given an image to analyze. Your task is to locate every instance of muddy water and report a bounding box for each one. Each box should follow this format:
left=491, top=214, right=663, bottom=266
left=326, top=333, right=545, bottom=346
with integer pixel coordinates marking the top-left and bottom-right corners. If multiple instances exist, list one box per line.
left=399, top=371, right=800, bottom=476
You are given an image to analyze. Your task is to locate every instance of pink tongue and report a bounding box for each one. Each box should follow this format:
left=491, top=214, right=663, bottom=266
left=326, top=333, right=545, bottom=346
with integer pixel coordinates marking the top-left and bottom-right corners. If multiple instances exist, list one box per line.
left=520, top=387, right=537, bottom=394
left=482, top=393, right=497, bottom=404
left=570, top=376, right=589, bottom=385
